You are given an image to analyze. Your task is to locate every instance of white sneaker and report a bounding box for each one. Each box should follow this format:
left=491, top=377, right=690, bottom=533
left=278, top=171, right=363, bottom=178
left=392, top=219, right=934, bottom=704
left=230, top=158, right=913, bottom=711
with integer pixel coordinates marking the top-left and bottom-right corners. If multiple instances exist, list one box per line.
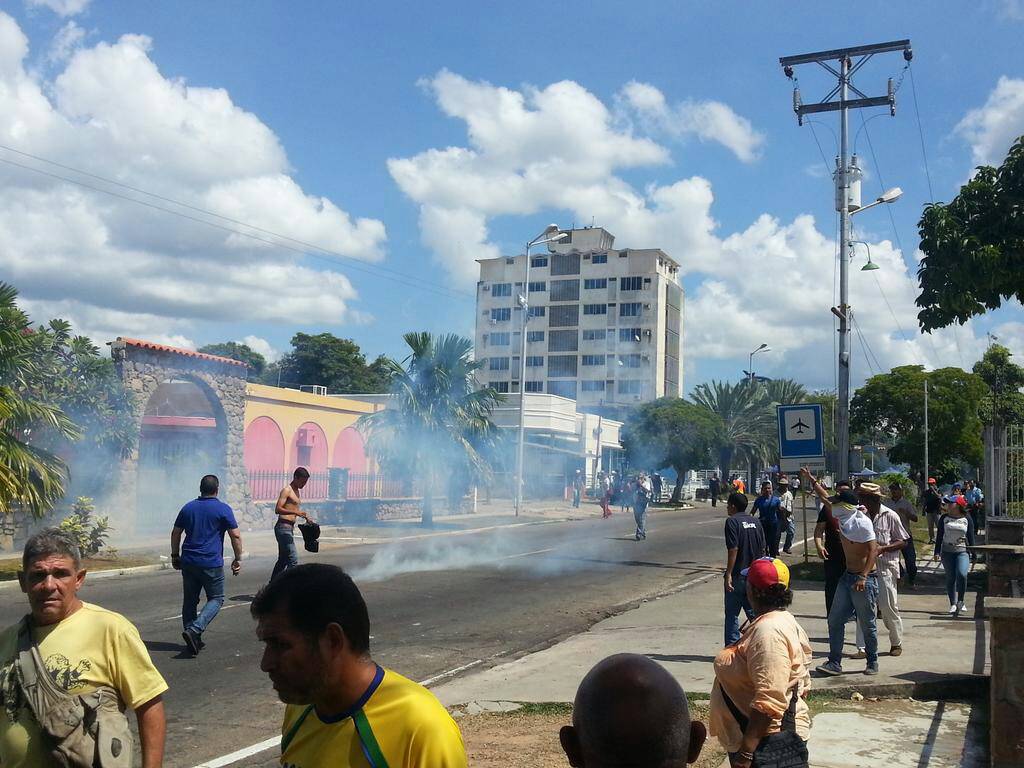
left=957, top=601, right=967, bottom=614
left=948, top=604, right=958, bottom=615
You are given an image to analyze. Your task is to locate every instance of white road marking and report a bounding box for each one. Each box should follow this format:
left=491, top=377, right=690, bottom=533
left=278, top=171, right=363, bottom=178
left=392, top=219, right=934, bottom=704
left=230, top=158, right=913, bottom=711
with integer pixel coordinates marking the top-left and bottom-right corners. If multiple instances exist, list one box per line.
left=191, top=736, right=279, bottom=768
left=499, top=547, right=555, bottom=560
left=160, top=602, right=252, bottom=622
left=417, top=659, right=484, bottom=687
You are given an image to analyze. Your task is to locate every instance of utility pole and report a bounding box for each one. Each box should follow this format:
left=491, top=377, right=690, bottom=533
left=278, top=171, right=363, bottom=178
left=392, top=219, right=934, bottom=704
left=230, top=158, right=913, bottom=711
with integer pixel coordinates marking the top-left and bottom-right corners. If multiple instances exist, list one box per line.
left=924, top=378, right=929, bottom=480
left=781, top=40, right=912, bottom=482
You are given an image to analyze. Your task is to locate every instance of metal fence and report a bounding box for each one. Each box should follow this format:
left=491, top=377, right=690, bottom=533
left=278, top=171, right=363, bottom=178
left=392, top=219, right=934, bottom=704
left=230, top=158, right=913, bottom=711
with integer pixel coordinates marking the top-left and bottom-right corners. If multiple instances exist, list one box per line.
left=247, top=470, right=407, bottom=502
left=985, top=425, right=1024, bottom=519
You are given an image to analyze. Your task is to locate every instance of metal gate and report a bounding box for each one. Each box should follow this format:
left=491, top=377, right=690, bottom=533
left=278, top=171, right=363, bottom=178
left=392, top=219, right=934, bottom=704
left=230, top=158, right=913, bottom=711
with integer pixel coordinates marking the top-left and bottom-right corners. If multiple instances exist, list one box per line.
left=984, top=424, right=1024, bottom=520
left=137, top=431, right=223, bottom=532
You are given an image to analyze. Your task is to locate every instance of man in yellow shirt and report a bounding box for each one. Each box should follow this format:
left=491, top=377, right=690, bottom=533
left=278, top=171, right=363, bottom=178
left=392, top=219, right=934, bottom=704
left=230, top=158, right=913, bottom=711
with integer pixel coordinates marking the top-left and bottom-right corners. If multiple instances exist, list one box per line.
left=0, top=529, right=168, bottom=767
left=252, top=564, right=466, bottom=768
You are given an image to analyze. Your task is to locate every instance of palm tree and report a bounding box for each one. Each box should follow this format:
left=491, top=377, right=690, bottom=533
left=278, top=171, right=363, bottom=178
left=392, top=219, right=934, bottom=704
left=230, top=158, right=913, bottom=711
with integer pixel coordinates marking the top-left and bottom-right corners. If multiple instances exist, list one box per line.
left=357, top=332, right=501, bottom=526
left=0, top=283, right=80, bottom=518
left=691, top=380, right=771, bottom=481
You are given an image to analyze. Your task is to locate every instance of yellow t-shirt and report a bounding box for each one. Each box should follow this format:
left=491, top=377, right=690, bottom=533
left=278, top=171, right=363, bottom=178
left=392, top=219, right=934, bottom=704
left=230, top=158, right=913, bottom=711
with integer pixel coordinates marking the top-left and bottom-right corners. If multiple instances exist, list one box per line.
left=280, top=666, right=466, bottom=768
left=0, top=602, right=168, bottom=767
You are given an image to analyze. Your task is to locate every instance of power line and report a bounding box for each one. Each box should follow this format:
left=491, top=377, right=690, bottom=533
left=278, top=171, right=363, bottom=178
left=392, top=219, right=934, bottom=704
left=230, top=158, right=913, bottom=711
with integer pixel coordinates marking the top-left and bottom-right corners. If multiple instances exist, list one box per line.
left=0, top=146, right=473, bottom=302
left=907, top=65, right=935, bottom=202
left=852, top=312, right=883, bottom=374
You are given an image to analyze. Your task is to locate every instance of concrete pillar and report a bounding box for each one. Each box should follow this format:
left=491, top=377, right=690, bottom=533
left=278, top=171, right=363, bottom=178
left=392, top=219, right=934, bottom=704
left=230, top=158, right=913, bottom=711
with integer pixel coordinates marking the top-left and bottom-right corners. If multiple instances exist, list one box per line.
left=986, top=598, right=1024, bottom=767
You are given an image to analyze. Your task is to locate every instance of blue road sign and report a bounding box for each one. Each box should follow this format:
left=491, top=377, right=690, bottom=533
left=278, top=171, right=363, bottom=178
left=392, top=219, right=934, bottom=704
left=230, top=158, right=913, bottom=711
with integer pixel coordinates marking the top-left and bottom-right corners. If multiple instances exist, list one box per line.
left=777, top=404, right=824, bottom=459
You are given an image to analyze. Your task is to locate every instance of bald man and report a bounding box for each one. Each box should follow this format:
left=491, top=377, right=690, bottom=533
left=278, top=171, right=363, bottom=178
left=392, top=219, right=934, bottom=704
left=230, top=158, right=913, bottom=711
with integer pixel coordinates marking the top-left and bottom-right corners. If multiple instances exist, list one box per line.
left=560, top=654, right=706, bottom=767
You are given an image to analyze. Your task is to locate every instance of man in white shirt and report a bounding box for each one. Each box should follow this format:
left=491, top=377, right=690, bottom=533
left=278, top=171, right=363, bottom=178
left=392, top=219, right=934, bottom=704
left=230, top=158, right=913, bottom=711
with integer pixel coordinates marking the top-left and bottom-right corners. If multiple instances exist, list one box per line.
left=778, top=477, right=796, bottom=554
left=856, top=483, right=910, bottom=657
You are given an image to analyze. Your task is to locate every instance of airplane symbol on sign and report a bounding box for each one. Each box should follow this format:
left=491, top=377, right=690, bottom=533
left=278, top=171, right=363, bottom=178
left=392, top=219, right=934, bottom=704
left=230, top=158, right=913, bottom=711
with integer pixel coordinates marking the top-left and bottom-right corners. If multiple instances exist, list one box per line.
left=791, top=419, right=810, bottom=434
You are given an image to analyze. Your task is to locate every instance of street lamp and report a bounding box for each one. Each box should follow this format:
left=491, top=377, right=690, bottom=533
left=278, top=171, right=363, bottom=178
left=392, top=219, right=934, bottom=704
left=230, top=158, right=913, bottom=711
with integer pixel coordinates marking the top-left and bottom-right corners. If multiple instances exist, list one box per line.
left=850, top=240, right=880, bottom=271
left=852, top=187, right=903, bottom=216
left=514, top=224, right=568, bottom=516
left=748, top=343, right=770, bottom=382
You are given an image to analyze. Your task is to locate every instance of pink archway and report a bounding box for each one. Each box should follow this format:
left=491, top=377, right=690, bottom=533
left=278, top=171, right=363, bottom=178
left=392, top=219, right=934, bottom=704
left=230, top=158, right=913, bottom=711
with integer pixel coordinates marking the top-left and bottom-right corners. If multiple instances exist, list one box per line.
left=289, top=421, right=328, bottom=473
left=243, top=416, right=285, bottom=472
left=332, top=427, right=368, bottom=474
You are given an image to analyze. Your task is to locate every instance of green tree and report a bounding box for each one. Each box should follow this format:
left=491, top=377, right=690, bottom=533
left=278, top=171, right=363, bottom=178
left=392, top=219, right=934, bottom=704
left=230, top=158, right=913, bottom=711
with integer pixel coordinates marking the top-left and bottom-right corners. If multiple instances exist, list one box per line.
left=691, top=380, right=772, bottom=479
left=275, top=333, right=392, bottom=394
left=620, top=397, right=724, bottom=503
left=0, top=284, right=80, bottom=518
left=851, top=365, right=988, bottom=478
left=916, top=136, right=1024, bottom=331
left=805, top=391, right=837, bottom=453
left=198, top=341, right=267, bottom=378
left=357, top=333, right=501, bottom=526
left=972, top=343, right=1024, bottom=426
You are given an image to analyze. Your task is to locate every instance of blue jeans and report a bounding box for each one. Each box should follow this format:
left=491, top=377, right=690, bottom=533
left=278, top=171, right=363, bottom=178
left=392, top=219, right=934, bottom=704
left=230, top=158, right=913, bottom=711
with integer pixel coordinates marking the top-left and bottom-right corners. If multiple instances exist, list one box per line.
left=572, top=488, right=581, bottom=508
left=783, top=516, right=796, bottom=551
left=272, top=522, right=299, bottom=580
left=633, top=499, right=649, bottom=538
left=828, top=571, right=878, bottom=666
left=724, top=575, right=754, bottom=645
left=941, top=551, right=969, bottom=604
left=181, top=564, right=225, bottom=635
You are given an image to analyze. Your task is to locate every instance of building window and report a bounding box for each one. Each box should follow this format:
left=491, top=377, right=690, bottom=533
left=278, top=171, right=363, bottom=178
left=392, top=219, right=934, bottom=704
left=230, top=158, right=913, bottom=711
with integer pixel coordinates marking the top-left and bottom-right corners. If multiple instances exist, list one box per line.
left=530, top=256, right=548, bottom=268
left=551, top=252, right=581, bottom=276
left=549, top=305, right=580, bottom=327
left=581, top=380, right=606, bottom=392
left=583, top=303, right=607, bottom=315
left=525, top=381, right=543, bottom=393
left=583, top=278, right=608, bottom=290
left=491, top=307, right=512, bottom=322
left=489, top=357, right=510, bottom=371
left=493, top=381, right=510, bottom=393
left=490, top=332, right=511, bottom=346
left=581, top=354, right=606, bottom=366
left=492, top=283, right=512, bottom=297
left=527, top=330, right=545, bottom=343
left=619, top=353, right=642, bottom=368
left=526, top=356, right=544, bottom=367
left=548, top=380, right=577, bottom=399
left=620, top=276, right=643, bottom=291
left=548, top=355, right=578, bottom=378
left=591, top=253, right=608, bottom=264
left=619, top=302, right=642, bottom=317
left=617, top=380, right=642, bottom=395
left=550, top=279, right=580, bottom=302
left=582, top=329, right=606, bottom=341
left=548, top=329, right=579, bottom=352
left=528, top=306, right=546, bottom=318
left=528, top=281, right=546, bottom=292
left=619, top=328, right=642, bottom=343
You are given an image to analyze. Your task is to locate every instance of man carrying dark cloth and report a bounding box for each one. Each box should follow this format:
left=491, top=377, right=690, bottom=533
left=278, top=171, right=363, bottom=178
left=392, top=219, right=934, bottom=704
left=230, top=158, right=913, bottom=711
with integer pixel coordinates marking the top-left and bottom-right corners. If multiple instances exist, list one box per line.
left=272, top=467, right=316, bottom=581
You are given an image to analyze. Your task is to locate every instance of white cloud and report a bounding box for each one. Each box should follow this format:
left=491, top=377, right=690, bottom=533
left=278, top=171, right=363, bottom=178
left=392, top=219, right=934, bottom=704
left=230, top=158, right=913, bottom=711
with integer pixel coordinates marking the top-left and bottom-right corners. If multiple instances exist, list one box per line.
left=241, top=335, right=281, bottom=363
left=956, top=76, right=1024, bottom=166
left=0, top=13, right=386, bottom=344
left=999, top=0, right=1024, bottom=21
left=46, top=20, right=84, bottom=65
left=26, top=0, right=90, bottom=17
left=618, top=81, right=765, bottom=162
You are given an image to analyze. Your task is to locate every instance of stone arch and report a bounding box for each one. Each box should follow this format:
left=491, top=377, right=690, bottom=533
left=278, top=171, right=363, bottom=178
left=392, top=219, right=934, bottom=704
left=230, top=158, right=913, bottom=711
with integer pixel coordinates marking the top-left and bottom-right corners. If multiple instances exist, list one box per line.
left=244, top=416, right=286, bottom=471
left=112, top=338, right=249, bottom=533
left=289, top=421, right=328, bottom=473
left=331, top=426, right=368, bottom=474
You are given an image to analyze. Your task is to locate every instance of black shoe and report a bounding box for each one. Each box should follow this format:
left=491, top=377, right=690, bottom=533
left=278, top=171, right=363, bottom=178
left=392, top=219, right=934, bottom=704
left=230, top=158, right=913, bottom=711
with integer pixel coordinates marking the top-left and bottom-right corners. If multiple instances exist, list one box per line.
left=182, top=629, right=201, bottom=655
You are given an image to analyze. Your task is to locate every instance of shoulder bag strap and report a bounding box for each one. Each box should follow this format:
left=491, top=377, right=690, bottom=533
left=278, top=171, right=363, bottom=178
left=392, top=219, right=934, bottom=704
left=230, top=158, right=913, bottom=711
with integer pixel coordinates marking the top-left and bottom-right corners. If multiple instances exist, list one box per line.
left=352, top=708, right=390, bottom=768
left=779, top=687, right=800, bottom=732
left=720, top=683, right=800, bottom=735
left=280, top=705, right=314, bottom=754
left=717, top=683, right=749, bottom=733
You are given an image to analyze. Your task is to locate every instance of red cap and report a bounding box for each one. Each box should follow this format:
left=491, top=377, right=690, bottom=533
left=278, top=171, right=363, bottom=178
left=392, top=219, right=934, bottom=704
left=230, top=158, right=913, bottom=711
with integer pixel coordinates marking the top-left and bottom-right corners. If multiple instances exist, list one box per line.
left=927, top=477, right=937, bottom=484
left=741, top=558, right=790, bottom=590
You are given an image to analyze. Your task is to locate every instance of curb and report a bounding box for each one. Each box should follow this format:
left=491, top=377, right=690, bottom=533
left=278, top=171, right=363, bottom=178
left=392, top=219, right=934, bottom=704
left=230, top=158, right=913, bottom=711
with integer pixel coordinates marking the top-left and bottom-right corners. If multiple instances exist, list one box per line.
left=812, top=673, right=989, bottom=702
left=0, top=561, right=175, bottom=590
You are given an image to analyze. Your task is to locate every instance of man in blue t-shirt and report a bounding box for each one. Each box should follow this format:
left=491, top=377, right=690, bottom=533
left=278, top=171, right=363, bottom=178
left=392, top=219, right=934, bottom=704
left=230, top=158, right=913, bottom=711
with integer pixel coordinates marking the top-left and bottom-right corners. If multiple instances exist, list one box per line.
left=171, top=474, right=243, bottom=655
left=752, top=481, right=783, bottom=558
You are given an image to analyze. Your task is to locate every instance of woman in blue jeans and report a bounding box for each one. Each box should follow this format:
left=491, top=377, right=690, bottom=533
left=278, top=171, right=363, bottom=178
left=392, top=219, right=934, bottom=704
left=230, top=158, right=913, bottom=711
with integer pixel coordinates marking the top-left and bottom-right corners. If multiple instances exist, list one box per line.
left=934, top=495, right=975, bottom=616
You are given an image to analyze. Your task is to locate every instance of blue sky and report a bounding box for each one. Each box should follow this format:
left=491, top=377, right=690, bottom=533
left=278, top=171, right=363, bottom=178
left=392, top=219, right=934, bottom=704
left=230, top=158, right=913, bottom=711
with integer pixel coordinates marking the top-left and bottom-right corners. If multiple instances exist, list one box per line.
left=4, top=0, right=1024, bottom=392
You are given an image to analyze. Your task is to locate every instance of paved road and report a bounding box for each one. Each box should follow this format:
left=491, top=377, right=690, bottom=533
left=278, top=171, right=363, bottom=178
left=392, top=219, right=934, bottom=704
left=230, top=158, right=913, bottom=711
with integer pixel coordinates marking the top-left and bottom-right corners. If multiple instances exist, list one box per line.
left=0, top=501, right=816, bottom=767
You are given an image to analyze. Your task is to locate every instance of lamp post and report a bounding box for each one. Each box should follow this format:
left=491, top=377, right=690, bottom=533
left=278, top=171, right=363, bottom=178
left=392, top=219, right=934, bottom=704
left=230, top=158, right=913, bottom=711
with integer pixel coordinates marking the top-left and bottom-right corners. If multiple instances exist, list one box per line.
left=748, top=343, right=770, bottom=382
left=514, top=224, right=568, bottom=517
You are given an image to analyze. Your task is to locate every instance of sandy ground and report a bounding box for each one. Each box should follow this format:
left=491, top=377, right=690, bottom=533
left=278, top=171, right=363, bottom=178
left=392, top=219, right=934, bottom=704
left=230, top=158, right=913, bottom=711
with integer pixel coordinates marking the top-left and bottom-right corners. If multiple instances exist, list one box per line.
left=456, top=702, right=726, bottom=768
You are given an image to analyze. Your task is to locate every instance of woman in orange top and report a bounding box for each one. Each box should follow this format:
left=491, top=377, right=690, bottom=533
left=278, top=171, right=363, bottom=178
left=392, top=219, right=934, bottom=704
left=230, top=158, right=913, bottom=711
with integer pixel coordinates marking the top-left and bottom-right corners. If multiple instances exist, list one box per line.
left=710, top=557, right=811, bottom=768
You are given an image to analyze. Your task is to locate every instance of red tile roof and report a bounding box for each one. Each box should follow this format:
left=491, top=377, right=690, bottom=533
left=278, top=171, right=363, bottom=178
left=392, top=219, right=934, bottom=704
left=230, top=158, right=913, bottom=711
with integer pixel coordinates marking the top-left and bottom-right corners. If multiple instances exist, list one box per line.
left=115, top=337, right=249, bottom=368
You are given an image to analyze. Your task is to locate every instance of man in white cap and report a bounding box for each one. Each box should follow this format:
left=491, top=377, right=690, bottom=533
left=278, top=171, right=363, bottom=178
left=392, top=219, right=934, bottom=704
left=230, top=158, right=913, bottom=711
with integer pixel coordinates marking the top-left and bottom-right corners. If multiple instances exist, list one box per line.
left=801, top=468, right=880, bottom=676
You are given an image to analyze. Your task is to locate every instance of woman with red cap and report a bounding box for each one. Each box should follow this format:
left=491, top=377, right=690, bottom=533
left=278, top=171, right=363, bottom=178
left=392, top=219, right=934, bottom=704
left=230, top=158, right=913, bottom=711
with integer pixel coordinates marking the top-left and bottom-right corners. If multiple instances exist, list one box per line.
left=934, top=495, right=976, bottom=616
left=710, top=557, right=811, bottom=768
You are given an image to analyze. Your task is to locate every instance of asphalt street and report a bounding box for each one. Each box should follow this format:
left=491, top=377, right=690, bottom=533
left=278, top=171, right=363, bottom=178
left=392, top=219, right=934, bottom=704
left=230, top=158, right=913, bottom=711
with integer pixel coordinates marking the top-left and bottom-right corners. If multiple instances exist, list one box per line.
left=0, top=500, right=816, bottom=767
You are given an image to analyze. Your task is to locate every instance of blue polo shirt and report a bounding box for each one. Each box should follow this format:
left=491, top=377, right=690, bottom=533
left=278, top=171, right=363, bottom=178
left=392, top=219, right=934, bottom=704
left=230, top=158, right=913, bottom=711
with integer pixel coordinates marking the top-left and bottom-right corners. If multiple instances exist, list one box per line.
left=173, top=496, right=238, bottom=568
left=752, top=495, right=782, bottom=525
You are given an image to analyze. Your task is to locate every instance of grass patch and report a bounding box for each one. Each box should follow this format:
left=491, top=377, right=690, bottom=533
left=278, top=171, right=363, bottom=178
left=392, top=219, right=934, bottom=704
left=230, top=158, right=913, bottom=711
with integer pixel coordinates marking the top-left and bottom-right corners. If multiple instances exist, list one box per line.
left=512, top=702, right=573, bottom=717
left=0, top=554, right=162, bottom=581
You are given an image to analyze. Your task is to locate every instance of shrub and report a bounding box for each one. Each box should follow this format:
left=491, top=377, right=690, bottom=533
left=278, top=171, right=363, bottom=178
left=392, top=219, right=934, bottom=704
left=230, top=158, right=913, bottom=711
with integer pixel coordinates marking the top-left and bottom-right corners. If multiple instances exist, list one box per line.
left=58, top=497, right=112, bottom=558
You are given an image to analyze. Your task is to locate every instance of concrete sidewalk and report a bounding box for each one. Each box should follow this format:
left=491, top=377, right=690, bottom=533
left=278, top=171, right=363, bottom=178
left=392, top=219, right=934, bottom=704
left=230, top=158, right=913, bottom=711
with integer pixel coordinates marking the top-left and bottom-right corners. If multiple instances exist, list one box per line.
left=435, top=568, right=989, bottom=765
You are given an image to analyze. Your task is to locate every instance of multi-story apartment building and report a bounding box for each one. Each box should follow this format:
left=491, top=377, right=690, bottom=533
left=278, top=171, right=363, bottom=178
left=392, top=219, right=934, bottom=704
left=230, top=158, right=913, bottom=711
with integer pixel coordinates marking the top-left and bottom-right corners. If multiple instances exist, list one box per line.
left=475, top=227, right=684, bottom=416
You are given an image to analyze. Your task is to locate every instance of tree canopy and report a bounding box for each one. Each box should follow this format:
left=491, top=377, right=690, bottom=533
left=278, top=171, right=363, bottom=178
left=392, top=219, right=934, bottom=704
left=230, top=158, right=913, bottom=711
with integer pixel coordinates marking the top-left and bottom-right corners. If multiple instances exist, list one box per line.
left=620, top=397, right=723, bottom=502
left=272, top=333, right=393, bottom=394
left=972, top=343, right=1024, bottom=426
left=916, top=135, right=1024, bottom=331
left=197, top=341, right=267, bottom=377
left=851, top=365, right=988, bottom=478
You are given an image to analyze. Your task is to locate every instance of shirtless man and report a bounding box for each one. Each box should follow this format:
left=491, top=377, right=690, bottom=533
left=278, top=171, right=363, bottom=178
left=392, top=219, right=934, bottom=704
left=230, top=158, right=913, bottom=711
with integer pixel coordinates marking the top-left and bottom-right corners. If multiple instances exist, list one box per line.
left=271, top=467, right=315, bottom=581
left=801, top=467, right=880, bottom=676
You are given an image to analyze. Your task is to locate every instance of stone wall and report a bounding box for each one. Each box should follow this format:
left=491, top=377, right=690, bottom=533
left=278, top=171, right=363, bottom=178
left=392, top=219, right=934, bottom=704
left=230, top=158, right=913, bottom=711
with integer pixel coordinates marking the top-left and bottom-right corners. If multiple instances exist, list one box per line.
left=112, top=340, right=251, bottom=534
left=985, top=598, right=1024, bottom=767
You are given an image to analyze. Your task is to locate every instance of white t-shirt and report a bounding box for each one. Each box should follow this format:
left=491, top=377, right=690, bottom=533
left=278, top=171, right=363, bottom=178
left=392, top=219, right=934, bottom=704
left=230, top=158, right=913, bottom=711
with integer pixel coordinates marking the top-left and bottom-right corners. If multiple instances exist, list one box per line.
left=779, top=490, right=793, bottom=513
left=888, top=497, right=917, bottom=531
